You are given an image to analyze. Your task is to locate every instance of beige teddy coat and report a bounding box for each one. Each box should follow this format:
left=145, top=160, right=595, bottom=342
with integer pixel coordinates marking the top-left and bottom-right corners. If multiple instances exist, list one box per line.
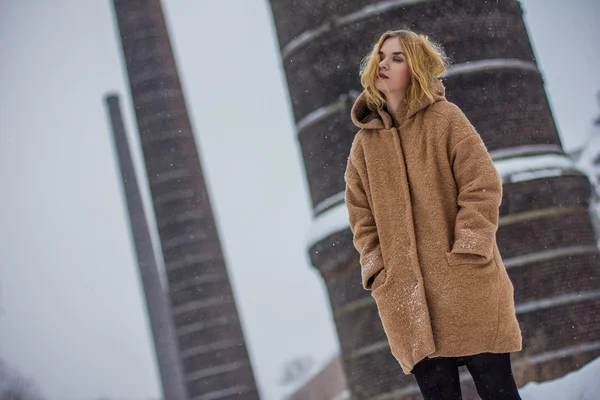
left=344, top=78, right=522, bottom=374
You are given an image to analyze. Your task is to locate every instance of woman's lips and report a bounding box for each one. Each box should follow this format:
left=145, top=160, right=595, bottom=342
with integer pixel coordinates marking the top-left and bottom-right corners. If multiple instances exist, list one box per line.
left=379, top=72, right=388, bottom=79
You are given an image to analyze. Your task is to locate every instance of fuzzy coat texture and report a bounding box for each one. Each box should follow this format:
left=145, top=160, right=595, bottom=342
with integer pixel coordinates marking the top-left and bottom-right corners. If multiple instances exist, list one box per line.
left=344, top=77, right=522, bottom=374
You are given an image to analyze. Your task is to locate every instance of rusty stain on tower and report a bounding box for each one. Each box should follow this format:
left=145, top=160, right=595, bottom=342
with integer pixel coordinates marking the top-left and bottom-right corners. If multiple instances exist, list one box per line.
left=268, top=0, right=600, bottom=399
left=111, top=1, right=260, bottom=399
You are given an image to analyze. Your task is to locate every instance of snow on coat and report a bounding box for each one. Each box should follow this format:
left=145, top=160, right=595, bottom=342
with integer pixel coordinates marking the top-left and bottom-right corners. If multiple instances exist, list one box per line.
left=344, top=77, right=522, bottom=374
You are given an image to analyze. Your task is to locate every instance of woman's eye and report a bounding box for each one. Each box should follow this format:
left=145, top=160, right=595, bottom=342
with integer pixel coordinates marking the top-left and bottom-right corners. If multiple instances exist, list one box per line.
left=394, top=58, right=402, bottom=62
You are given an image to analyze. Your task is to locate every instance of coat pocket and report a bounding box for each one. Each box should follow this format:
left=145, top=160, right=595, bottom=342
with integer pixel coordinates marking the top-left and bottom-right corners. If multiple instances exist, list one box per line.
left=370, top=268, right=387, bottom=292
left=445, top=251, right=491, bottom=268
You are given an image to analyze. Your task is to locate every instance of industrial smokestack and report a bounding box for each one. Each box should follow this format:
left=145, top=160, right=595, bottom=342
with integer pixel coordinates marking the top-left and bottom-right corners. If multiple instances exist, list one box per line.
left=268, top=0, right=600, bottom=398
left=110, top=1, right=261, bottom=398
left=104, top=93, right=188, bottom=400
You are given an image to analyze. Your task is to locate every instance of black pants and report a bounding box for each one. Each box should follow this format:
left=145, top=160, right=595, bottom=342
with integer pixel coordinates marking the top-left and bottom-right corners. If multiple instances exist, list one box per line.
left=411, top=352, right=522, bottom=400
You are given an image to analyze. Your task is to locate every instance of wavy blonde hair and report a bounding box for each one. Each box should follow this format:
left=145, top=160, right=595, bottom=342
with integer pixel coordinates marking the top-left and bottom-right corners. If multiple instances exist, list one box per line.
left=360, top=29, right=451, bottom=111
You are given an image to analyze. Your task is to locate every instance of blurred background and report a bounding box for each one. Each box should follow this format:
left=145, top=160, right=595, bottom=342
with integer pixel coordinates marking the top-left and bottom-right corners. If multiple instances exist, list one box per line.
left=1, top=1, right=599, bottom=400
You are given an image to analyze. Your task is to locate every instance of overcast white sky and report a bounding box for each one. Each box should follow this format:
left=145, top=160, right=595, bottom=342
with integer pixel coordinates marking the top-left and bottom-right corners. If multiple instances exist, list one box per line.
left=1, top=1, right=599, bottom=400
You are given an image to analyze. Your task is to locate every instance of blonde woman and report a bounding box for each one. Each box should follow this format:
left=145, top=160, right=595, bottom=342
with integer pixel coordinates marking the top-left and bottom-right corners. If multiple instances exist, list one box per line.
left=344, top=29, right=523, bottom=399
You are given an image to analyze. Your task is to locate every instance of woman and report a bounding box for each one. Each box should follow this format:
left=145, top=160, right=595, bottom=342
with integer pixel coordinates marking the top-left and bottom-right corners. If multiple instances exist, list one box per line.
left=344, top=29, right=523, bottom=399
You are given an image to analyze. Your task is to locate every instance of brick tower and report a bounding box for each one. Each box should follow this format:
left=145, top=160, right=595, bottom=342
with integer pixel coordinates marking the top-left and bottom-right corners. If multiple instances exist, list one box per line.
left=268, top=0, right=600, bottom=399
left=105, top=94, right=188, bottom=400
left=111, top=1, right=260, bottom=399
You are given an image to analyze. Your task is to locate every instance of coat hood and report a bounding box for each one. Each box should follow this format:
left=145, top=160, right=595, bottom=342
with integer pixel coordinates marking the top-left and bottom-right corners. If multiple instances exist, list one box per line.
left=351, top=77, right=447, bottom=130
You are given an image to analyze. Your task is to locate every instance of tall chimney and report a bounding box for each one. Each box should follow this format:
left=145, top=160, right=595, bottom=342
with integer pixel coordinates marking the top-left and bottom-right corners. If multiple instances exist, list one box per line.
left=111, top=1, right=260, bottom=399
left=104, top=94, right=188, bottom=400
left=268, top=0, right=600, bottom=398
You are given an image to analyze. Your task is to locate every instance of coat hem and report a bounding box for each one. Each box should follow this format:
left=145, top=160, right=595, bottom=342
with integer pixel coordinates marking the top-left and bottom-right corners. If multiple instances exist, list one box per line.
left=428, top=345, right=522, bottom=360
left=402, top=346, right=522, bottom=375
left=399, top=345, right=437, bottom=375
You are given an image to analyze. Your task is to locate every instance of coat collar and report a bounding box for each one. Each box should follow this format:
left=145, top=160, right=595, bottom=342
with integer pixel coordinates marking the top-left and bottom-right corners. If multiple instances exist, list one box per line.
left=351, top=78, right=447, bottom=130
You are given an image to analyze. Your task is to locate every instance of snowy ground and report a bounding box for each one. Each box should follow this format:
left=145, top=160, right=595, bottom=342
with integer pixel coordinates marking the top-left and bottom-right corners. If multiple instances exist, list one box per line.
left=282, top=355, right=600, bottom=400
left=519, top=356, right=600, bottom=400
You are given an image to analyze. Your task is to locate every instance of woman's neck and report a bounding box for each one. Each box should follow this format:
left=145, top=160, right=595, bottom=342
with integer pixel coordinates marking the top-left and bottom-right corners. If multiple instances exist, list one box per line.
left=385, top=91, right=406, bottom=126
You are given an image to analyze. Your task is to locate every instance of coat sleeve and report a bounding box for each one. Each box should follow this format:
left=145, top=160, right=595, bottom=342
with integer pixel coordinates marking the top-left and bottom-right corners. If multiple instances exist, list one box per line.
left=344, top=150, right=384, bottom=290
left=446, top=115, right=503, bottom=266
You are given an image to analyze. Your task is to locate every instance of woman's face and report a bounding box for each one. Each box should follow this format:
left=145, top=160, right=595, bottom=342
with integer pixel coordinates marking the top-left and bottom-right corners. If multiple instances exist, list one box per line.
left=375, top=37, right=411, bottom=95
